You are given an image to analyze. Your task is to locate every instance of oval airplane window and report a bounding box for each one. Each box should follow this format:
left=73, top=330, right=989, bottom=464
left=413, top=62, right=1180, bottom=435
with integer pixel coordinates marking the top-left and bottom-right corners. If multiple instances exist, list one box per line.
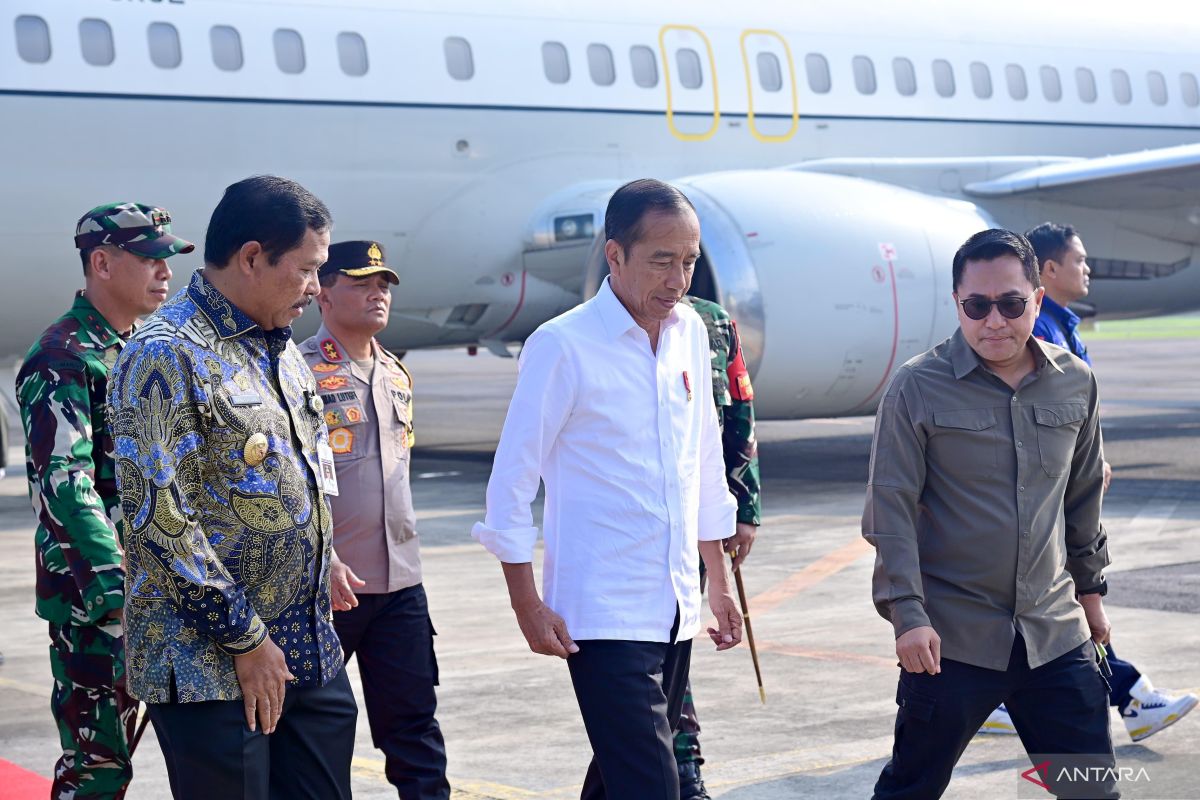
left=337, top=32, right=368, bottom=77
left=1182, top=73, right=1200, bottom=108
left=210, top=25, right=243, bottom=71
left=15, top=15, right=51, bottom=64
left=758, top=52, right=783, bottom=92
left=588, top=44, right=615, bottom=86
left=893, top=57, right=916, bottom=96
left=274, top=28, right=305, bottom=74
left=1040, top=65, right=1062, bottom=101
left=1147, top=71, right=1167, bottom=106
left=853, top=56, right=876, bottom=95
left=80, top=18, right=115, bottom=67
left=148, top=22, right=181, bottom=69
left=676, top=48, right=703, bottom=89
left=444, top=36, right=473, bottom=81
left=1111, top=69, right=1132, bottom=104
left=970, top=62, right=992, bottom=98
left=1076, top=67, right=1097, bottom=103
left=542, top=41, right=569, bottom=84
left=805, top=53, right=831, bottom=93
left=1005, top=64, right=1028, bottom=100
left=933, top=59, right=955, bottom=97
left=630, top=45, right=658, bottom=88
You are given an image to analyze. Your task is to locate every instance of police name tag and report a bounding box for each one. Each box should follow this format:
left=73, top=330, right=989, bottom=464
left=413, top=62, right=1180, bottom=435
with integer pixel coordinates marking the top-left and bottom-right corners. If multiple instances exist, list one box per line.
left=317, top=441, right=340, bottom=496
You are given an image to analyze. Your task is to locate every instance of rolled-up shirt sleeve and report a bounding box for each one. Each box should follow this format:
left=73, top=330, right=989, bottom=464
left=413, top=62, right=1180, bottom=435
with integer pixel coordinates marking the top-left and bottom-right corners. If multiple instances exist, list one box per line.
left=862, top=368, right=931, bottom=638
left=1062, top=372, right=1109, bottom=592
left=695, top=337, right=737, bottom=542
left=472, top=329, right=577, bottom=563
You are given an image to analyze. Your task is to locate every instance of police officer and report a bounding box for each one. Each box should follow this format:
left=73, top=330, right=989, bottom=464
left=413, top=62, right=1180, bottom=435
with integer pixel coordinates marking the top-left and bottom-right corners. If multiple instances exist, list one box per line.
left=16, top=202, right=193, bottom=799
left=674, top=296, right=762, bottom=800
left=299, top=241, right=450, bottom=799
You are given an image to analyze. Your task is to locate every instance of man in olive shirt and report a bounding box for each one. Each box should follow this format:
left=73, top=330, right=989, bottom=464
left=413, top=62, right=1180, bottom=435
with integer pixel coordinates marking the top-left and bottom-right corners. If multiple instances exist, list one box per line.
left=299, top=241, right=449, bottom=800
left=863, top=229, right=1117, bottom=800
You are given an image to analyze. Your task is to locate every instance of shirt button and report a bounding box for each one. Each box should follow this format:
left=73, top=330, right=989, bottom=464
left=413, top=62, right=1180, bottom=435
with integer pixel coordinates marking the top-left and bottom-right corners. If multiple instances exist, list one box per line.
left=1016, top=441, right=1023, bottom=448
left=1012, top=395, right=1018, bottom=403
left=1019, top=486, right=1025, bottom=492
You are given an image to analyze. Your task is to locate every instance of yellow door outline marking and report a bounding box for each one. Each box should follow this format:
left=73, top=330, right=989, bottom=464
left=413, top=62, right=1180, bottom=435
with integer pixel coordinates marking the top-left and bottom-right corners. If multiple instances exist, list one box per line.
left=739, top=29, right=799, bottom=142
left=658, top=25, right=720, bottom=142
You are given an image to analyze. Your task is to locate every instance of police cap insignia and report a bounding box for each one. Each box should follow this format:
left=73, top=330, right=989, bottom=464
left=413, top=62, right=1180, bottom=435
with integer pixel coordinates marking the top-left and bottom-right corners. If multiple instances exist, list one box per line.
left=318, top=240, right=399, bottom=285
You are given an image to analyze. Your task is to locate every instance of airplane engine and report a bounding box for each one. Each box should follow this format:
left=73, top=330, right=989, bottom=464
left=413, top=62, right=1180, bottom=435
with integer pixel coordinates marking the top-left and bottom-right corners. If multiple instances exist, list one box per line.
left=584, top=170, right=997, bottom=418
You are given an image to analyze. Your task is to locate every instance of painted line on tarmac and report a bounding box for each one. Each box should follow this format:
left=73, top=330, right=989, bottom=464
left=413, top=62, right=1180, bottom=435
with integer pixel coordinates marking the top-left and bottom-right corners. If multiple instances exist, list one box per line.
left=1125, top=485, right=1183, bottom=540
left=0, top=675, right=51, bottom=698
left=352, top=756, right=543, bottom=799
left=756, top=639, right=895, bottom=668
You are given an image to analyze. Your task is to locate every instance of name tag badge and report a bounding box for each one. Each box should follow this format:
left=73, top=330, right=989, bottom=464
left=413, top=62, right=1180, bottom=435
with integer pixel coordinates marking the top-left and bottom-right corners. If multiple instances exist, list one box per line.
left=231, top=393, right=263, bottom=407
left=317, top=441, right=340, bottom=496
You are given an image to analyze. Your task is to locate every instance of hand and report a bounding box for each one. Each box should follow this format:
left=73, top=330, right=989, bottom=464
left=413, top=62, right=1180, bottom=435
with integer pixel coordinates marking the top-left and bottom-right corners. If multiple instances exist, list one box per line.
left=706, top=582, right=743, bottom=651
left=330, top=558, right=366, bottom=612
left=724, top=522, right=758, bottom=572
left=105, top=609, right=123, bottom=623
left=513, top=599, right=579, bottom=659
left=896, top=626, right=941, bottom=674
left=1078, top=593, right=1111, bottom=645
left=234, top=637, right=295, bottom=734
left=1102, top=460, right=1113, bottom=494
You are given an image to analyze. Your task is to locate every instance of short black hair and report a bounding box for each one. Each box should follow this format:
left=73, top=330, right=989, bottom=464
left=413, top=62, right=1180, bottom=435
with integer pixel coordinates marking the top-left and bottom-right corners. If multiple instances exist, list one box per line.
left=604, top=178, right=696, bottom=253
left=79, top=247, right=93, bottom=275
left=204, top=175, right=332, bottom=268
left=1025, top=222, right=1079, bottom=271
left=952, top=228, right=1040, bottom=291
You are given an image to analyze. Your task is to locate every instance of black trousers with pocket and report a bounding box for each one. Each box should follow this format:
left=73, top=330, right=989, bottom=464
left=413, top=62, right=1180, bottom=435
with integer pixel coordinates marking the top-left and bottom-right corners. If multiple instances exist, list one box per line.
left=873, top=634, right=1118, bottom=800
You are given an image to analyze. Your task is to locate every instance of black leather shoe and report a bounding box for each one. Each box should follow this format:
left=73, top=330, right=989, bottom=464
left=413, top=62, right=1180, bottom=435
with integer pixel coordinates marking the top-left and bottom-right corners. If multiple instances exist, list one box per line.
left=678, top=761, right=711, bottom=800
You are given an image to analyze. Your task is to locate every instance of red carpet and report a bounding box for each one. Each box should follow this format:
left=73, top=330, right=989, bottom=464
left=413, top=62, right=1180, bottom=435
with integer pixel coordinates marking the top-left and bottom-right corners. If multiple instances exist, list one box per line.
left=0, top=757, right=51, bottom=799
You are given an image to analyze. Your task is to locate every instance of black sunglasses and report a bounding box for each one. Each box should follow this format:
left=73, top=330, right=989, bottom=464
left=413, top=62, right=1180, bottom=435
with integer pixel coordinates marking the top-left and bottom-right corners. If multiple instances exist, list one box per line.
left=959, top=295, right=1033, bottom=321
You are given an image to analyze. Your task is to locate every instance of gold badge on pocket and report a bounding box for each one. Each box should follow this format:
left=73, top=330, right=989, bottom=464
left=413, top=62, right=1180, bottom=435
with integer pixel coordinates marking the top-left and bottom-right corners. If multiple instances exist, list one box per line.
left=244, top=433, right=269, bottom=466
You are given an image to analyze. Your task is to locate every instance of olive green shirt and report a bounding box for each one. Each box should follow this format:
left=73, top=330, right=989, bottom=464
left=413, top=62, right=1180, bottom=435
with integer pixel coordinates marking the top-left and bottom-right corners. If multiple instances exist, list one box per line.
left=863, top=329, right=1109, bottom=671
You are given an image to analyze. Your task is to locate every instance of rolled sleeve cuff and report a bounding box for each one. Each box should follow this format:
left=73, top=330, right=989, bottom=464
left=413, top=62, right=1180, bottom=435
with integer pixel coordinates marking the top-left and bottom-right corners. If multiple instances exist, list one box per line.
left=697, top=496, right=737, bottom=542
left=890, top=598, right=931, bottom=639
left=472, top=522, right=539, bottom=564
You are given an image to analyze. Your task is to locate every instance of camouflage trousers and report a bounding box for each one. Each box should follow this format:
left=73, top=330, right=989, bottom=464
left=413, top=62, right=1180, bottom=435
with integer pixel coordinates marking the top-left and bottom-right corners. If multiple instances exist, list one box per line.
left=48, top=621, right=138, bottom=800
left=673, top=679, right=704, bottom=765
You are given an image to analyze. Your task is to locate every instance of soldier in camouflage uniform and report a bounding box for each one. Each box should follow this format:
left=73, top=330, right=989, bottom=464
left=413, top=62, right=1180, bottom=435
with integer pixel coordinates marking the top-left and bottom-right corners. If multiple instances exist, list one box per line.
left=674, top=295, right=762, bottom=800
left=16, top=202, right=194, bottom=799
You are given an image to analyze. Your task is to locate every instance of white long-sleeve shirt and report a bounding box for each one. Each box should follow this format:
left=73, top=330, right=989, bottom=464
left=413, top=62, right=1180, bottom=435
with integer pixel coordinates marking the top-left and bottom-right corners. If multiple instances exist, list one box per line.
left=473, top=278, right=737, bottom=642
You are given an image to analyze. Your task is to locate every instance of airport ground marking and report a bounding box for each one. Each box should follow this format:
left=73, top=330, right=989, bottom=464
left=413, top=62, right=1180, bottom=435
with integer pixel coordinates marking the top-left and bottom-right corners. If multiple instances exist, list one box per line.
left=755, top=640, right=895, bottom=668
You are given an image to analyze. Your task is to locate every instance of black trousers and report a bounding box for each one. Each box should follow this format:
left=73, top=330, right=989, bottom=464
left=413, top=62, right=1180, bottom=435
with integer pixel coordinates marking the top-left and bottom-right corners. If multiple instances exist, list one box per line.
left=147, top=667, right=357, bottom=800
left=873, top=635, right=1118, bottom=800
left=334, top=584, right=449, bottom=800
left=567, top=615, right=693, bottom=800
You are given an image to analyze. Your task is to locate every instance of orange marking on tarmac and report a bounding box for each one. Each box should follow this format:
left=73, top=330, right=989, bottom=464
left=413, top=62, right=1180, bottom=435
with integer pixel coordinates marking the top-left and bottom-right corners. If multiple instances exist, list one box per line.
left=757, top=639, right=895, bottom=668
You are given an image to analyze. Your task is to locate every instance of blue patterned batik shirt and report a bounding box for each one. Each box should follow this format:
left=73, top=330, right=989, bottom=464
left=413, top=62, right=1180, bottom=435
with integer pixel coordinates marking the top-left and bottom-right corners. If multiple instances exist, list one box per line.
left=109, top=271, right=342, bottom=703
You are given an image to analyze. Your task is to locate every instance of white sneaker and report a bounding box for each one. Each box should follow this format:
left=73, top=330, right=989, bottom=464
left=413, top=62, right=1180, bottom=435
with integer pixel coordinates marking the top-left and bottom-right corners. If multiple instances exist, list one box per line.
left=1122, top=676, right=1199, bottom=742
left=980, top=704, right=1018, bottom=735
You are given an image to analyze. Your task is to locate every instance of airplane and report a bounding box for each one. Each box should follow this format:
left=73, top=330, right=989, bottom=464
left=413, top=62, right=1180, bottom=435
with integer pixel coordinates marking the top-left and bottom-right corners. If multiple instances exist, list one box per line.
left=2, top=0, right=1199, bottom=418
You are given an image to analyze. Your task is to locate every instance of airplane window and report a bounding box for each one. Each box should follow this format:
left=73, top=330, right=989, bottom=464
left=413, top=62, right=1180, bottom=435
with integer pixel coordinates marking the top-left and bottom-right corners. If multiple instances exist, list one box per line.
left=893, top=57, right=916, bottom=96
left=1005, top=64, right=1028, bottom=100
left=1111, top=69, right=1132, bottom=104
left=80, top=19, right=115, bottom=67
left=677, top=48, right=703, bottom=89
left=542, top=42, right=569, bottom=84
left=932, top=59, right=955, bottom=97
left=14, top=15, right=51, bottom=63
left=210, top=26, right=242, bottom=71
left=337, top=32, right=368, bottom=76
left=148, top=22, right=181, bottom=69
left=970, top=62, right=992, bottom=98
left=274, top=29, right=305, bottom=74
left=758, top=52, right=783, bottom=92
left=1040, top=66, right=1062, bottom=101
left=1182, top=73, right=1200, bottom=107
left=1075, top=68, right=1097, bottom=103
left=444, top=36, right=473, bottom=80
left=852, top=56, right=876, bottom=95
left=629, top=45, right=657, bottom=88
left=1147, top=71, right=1167, bottom=105
left=587, top=44, right=615, bottom=86
left=805, top=53, right=831, bottom=93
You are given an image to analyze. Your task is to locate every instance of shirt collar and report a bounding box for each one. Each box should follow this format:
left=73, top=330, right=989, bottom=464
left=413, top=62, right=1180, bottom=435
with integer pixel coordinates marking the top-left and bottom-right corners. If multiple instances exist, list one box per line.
left=949, top=328, right=1064, bottom=379
left=593, top=276, right=683, bottom=340
left=188, top=270, right=266, bottom=340
left=1039, top=294, right=1081, bottom=331
left=68, top=291, right=124, bottom=348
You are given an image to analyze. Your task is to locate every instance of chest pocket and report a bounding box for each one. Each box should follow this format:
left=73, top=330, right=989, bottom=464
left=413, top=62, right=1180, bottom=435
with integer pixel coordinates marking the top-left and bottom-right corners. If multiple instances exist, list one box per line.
left=1033, top=403, right=1087, bottom=477
left=930, top=408, right=999, bottom=478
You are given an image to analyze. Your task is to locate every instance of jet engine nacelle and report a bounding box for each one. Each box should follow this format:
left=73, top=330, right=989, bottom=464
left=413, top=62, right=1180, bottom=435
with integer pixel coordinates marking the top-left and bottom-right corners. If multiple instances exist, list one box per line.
left=585, top=170, right=997, bottom=418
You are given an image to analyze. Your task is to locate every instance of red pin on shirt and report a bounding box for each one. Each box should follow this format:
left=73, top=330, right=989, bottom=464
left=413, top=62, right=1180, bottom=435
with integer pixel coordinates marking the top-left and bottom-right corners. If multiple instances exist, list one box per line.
left=682, top=370, right=692, bottom=401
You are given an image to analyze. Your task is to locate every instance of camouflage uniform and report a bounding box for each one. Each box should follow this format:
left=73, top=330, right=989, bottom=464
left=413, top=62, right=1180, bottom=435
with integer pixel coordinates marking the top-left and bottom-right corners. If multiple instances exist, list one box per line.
left=674, top=296, right=762, bottom=778
left=17, top=293, right=138, bottom=799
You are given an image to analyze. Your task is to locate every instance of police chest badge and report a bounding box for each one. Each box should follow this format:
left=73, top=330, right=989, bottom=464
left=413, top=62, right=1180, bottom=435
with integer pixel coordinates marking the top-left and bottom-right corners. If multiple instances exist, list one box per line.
left=318, top=376, right=349, bottom=391
left=244, top=433, right=269, bottom=467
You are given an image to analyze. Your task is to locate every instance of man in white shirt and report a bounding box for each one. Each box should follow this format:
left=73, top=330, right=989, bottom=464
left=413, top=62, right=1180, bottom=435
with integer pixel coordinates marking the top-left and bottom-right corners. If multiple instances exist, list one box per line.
left=473, top=179, right=742, bottom=799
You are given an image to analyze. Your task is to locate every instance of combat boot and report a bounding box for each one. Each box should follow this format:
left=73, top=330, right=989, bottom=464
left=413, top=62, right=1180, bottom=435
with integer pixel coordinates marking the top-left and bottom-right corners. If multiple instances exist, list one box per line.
left=678, top=761, right=711, bottom=800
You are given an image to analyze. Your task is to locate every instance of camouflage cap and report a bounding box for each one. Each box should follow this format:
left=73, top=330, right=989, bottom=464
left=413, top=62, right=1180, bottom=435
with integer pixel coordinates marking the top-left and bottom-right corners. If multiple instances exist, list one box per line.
left=73, top=202, right=195, bottom=259
left=319, top=240, right=399, bottom=284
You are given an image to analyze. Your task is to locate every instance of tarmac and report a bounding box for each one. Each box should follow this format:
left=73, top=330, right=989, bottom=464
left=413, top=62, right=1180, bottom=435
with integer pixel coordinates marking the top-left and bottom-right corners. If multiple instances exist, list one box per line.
left=1, top=334, right=1198, bottom=799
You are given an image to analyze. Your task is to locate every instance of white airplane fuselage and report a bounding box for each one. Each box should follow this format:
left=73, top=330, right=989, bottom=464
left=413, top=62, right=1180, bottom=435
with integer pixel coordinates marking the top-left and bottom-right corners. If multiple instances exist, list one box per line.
left=3, top=0, right=1198, bottom=417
